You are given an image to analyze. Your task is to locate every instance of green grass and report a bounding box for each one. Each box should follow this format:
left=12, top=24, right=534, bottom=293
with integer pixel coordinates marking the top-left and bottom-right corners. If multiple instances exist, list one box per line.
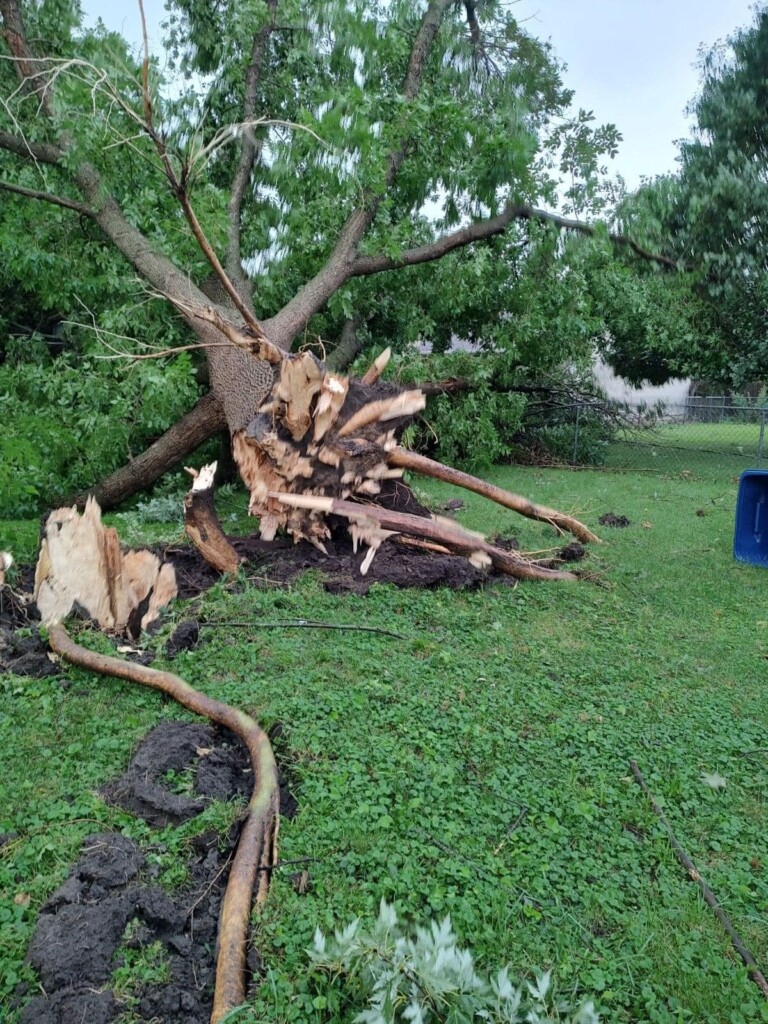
left=2, top=463, right=768, bottom=1023
left=607, top=420, right=767, bottom=480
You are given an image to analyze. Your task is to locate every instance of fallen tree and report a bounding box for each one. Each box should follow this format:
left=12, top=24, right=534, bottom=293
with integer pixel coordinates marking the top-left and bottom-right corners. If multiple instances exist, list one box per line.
left=0, top=0, right=683, bottom=565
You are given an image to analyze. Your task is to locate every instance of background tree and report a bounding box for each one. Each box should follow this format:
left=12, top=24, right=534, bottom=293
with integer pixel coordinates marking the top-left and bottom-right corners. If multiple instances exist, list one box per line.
left=614, top=5, right=768, bottom=391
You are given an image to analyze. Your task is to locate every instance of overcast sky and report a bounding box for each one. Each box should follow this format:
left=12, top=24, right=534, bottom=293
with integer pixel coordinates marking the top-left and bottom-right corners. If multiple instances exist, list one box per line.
left=84, top=0, right=756, bottom=191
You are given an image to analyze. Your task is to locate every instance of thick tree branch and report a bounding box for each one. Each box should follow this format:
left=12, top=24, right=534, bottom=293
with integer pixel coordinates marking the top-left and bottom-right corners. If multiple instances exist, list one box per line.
left=351, top=202, right=680, bottom=277
left=327, top=314, right=364, bottom=372
left=0, top=128, right=61, bottom=164
left=227, top=0, right=279, bottom=284
left=264, top=0, right=453, bottom=349
left=0, top=178, right=94, bottom=214
left=0, top=0, right=53, bottom=110
left=67, top=391, right=226, bottom=511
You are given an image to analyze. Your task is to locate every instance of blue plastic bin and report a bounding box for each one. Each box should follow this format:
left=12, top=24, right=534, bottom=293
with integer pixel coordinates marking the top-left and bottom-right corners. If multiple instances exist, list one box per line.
left=734, top=470, right=768, bottom=566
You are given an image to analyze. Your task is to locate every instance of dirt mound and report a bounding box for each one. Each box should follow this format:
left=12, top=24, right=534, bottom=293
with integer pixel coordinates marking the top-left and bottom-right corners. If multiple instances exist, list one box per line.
left=18, top=721, right=297, bottom=1024
left=197, top=530, right=508, bottom=595
left=598, top=513, right=631, bottom=528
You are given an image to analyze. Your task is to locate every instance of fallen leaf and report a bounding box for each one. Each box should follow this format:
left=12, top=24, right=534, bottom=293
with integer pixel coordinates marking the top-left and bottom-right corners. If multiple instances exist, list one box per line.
left=642, top=521, right=653, bottom=529
left=14, top=892, right=30, bottom=906
left=196, top=747, right=212, bottom=757
left=47, top=652, right=60, bottom=663
left=701, top=771, right=727, bottom=790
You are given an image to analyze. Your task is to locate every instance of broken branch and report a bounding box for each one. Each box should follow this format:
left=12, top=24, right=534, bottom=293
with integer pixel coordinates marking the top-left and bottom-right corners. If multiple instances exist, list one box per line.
left=184, top=462, right=242, bottom=575
left=630, top=760, right=768, bottom=1001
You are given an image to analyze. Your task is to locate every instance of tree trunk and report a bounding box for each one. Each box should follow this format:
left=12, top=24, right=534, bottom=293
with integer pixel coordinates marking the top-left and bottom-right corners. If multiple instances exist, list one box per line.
left=326, top=315, right=364, bottom=372
left=69, top=392, right=226, bottom=511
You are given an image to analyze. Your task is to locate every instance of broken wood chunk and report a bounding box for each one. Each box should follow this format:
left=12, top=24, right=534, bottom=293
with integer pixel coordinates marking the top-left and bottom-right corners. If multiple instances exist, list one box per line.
left=336, top=390, right=426, bottom=438
left=184, top=462, right=242, bottom=575
left=276, top=352, right=324, bottom=441
left=34, top=497, right=177, bottom=635
left=360, top=346, right=392, bottom=386
left=0, top=551, right=13, bottom=587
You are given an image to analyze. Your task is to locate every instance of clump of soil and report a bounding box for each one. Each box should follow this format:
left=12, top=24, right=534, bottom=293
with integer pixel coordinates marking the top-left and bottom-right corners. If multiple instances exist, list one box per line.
left=598, top=513, right=631, bottom=528
left=165, top=619, right=200, bottom=658
left=18, top=721, right=297, bottom=1024
left=162, top=531, right=493, bottom=600
left=0, top=628, right=59, bottom=679
left=559, top=541, right=586, bottom=562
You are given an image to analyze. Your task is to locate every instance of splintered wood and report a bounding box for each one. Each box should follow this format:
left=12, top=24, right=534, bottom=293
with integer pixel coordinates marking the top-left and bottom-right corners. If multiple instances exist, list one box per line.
left=227, top=347, right=597, bottom=581
left=34, top=497, right=177, bottom=636
left=232, top=349, right=424, bottom=553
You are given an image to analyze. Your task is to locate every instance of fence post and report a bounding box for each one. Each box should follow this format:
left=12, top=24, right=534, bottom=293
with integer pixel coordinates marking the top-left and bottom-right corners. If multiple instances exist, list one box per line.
left=758, top=411, right=766, bottom=468
left=572, top=404, right=581, bottom=465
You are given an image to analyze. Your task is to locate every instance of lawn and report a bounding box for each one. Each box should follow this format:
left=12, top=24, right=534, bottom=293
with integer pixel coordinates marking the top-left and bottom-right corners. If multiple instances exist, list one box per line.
left=607, top=420, right=768, bottom=479
left=2, top=462, right=768, bottom=1023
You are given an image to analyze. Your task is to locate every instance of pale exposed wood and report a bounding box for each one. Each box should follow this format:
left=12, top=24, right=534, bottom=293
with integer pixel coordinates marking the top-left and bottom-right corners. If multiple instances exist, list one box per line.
left=361, top=346, right=392, bottom=386
left=313, top=373, right=349, bottom=442
left=336, top=390, right=426, bottom=437
left=184, top=463, right=242, bottom=574
left=0, top=551, right=12, bottom=586
left=276, top=353, right=324, bottom=441
left=34, top=498, right=177, bottom=635
left=388, top=447, right=601, bottom=544
left=270, top=492, right=577, bottom=582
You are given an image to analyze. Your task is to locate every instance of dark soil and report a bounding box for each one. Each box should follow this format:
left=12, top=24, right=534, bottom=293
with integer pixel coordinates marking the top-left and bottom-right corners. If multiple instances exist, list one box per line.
left=187, top=527, right=513, bottom=596
left=559, top=541, right=587, bottom=562
left=598, top=513, right=631, bottom=528
left=18, top=720, right=297, bottom=1024
left=165, top=619, right=200, bottom=658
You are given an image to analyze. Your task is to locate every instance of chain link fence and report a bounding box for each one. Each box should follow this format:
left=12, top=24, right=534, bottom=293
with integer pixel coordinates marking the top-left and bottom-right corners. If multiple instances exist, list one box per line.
left=527, top=398, right=768, bottom=480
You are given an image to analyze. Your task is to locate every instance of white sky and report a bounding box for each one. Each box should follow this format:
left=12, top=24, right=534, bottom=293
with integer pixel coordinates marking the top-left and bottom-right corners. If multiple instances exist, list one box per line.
left=84, top=0, right=756, bottom=191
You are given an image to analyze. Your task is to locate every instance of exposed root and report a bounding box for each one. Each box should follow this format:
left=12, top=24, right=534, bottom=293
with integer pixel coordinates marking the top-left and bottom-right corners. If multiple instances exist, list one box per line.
left=388, top=447, right=601, bottom=544
left=226, top=347, right=598, bottom=579
left=270, top=492, right=577, bottom=582
left=184, top=462, right=241, bottom=574
left=47, top=623, right=279, bottom=1024
left=360, top=346, right=391, bottom=386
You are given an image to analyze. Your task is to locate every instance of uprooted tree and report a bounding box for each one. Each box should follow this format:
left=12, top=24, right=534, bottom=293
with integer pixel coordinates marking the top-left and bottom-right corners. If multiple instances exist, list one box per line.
left=0, top=3, right=695, bottom=1019
left=0, top=0, right=686, bottom=578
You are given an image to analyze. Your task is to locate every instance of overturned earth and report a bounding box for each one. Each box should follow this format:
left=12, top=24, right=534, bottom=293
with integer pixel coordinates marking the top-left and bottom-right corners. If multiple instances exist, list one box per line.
left=14, top=721, right=297, bottom=1024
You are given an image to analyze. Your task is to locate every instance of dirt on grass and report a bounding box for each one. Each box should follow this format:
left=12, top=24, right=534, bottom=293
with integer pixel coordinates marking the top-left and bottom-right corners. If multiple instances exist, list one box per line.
left=4, top=529, right=584, bottom=1019
left=598, top=513, right=631, bottom=528
left=17, top=721, right=296, bottom=1024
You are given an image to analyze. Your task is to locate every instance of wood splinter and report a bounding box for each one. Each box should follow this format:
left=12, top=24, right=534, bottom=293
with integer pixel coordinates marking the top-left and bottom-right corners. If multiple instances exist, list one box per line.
left=184, top=462, right=241, bottom=575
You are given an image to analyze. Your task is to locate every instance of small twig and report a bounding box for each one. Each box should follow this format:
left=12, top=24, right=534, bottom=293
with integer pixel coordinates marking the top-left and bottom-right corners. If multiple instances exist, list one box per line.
left=492, top=806, right=528, bottom=856
left=630, top=759, right=768, bottom=1000
left=204, top=620, right=406, bottom=640
left=258, top=856, right=324, bottom=873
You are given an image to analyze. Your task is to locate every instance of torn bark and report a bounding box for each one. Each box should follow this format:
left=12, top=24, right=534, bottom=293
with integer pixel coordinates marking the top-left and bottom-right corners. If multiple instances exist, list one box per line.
left=184, top=462, right=241, bottom=574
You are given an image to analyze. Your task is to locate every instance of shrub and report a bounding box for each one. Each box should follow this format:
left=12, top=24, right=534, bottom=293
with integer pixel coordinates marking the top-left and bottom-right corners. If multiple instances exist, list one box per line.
left=309, top=900, right=599, bottom=1024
